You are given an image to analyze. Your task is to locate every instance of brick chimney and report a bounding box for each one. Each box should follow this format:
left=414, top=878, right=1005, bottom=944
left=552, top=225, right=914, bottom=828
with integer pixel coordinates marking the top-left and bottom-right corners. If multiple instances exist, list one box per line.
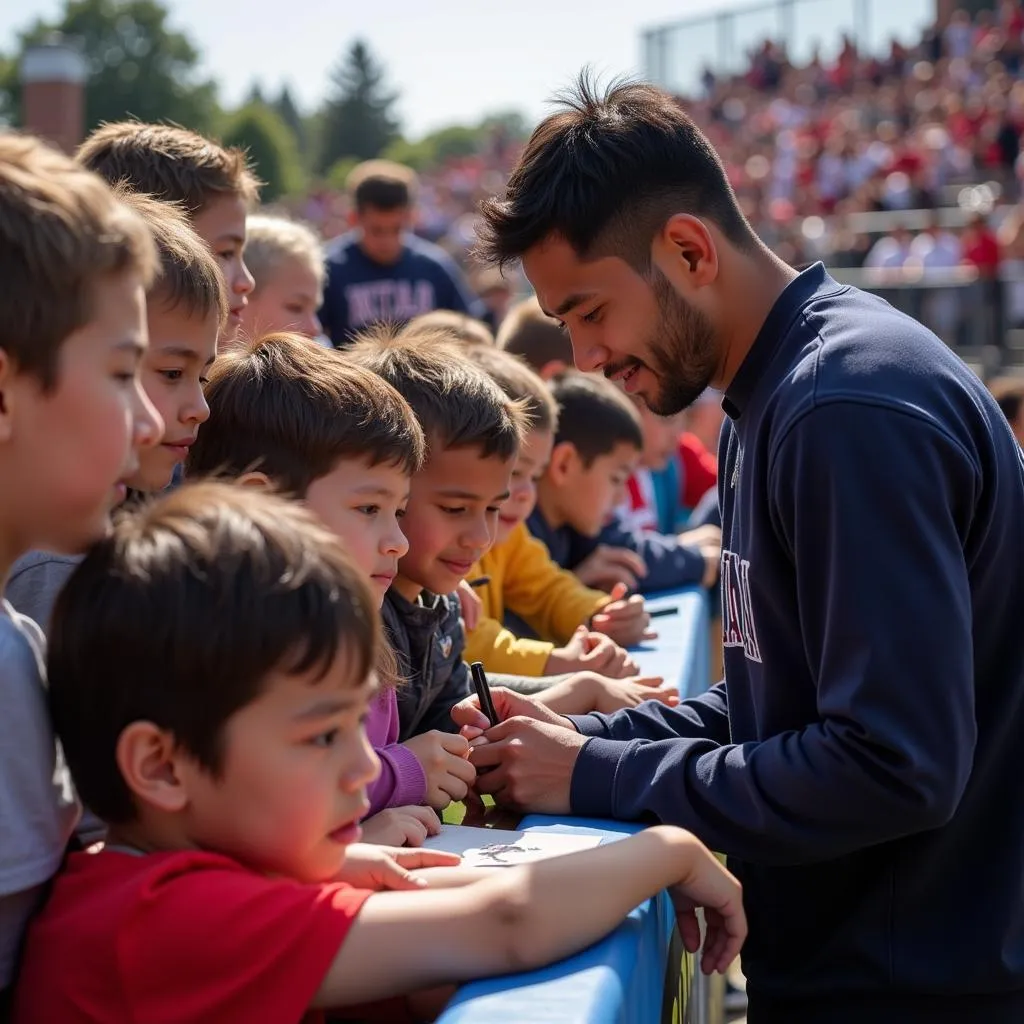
left=20, top=35, right=88, bottom=154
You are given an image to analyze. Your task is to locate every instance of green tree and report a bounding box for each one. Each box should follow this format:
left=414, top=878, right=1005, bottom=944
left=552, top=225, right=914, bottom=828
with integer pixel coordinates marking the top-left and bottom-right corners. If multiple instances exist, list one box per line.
left=0, top=0, right=219, bottom=134
left=272, top=85, right=305, bottom=150
left=317, top=39, right=399, bottom=172
left=222, top=102, right=304, bottom=202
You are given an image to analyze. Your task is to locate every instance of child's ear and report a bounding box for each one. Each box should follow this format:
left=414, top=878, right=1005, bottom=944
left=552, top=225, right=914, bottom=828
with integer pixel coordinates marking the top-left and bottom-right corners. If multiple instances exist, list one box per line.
left=115, top=723, right=189, bottom=813
left=547, top=441, right=579, bottom=485
left=236, top=471, right=272, bottom=490
left=539, top=360, right=569, bottom=381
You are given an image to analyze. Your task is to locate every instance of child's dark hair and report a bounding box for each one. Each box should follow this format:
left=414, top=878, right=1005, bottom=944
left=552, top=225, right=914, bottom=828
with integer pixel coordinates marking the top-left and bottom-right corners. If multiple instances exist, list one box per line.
left=77, top=121, right=261, bottom=214
left=346, top=160, right=416, bottom=212
left=187, top=333, right=426, bottom=496
left=347, top=325, right=527, bottom=461
left=496, top=296, right=574, bottom=373
left=48, top=482, right=380, bottom=825
left=550, top=371, right=643, bottom=465
left=465, top=345, right=558, bottom=435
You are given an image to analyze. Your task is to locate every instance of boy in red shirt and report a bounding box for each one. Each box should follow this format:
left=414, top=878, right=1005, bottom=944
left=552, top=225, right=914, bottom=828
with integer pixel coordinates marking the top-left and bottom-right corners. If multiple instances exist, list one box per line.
left=13, top=482, right=745, bottom=1023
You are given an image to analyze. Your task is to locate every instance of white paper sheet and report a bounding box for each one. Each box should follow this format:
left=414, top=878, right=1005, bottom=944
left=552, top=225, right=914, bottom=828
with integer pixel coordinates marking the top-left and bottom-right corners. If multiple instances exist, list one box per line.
left=422, top=824, right=603, bottom=867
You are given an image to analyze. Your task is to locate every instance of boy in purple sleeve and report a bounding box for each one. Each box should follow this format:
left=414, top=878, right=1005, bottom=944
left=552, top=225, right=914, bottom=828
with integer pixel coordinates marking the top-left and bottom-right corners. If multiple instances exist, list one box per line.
left=187, top=332, right=444, bottom=847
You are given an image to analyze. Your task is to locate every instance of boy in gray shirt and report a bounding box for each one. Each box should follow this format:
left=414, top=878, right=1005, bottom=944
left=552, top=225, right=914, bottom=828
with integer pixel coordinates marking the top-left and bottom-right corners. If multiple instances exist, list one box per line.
left=0, top=134, right=162, bottom=996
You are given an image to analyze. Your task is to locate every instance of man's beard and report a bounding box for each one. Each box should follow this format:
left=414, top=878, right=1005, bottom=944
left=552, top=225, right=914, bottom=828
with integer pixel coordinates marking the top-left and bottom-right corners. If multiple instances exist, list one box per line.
left=639, top=270, right=719, bottom=416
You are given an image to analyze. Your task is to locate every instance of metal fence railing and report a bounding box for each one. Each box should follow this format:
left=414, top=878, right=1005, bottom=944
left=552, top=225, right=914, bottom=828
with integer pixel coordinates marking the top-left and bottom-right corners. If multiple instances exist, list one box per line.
left=642, top=0, right=934, bottom=98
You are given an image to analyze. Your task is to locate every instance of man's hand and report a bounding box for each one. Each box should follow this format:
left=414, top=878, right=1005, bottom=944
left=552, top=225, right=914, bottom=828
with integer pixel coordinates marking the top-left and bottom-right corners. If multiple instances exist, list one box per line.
left=401, top=730, right=476, bottom=809
left=575, top=544, right=648, bottom=591
left=590, top=582, right=654, bottom=646
left=455, top=578, right=483, bottom=631
left=338, top=843, right=462, bottom=890
left=468, top=718, right=588, bottom=813
left=451, top=686, right=573, bottom=740
left=545, top=625, right=639, bottom=678
left=358, top=805, right=442, bottom=848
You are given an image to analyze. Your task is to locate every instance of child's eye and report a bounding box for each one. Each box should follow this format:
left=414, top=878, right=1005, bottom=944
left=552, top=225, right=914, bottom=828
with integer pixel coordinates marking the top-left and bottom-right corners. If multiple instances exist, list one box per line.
left=159, top=369, right=183, bottom=382
left=309, top=729, right=339, bottom=748
left=486, top=505, right=502, bottom=514
left=396, top=508, right=407, bottom=519
left=440, top=506, right=466, bottom=515
left=199, top=376, right=211, bottom=387
left=355, top=504, right=380, bottom=516
left=582, top=306, right=603, bottom=324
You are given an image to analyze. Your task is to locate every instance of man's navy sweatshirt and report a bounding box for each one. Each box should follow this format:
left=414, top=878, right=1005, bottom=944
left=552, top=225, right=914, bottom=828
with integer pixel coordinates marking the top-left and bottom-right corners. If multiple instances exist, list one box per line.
left=567, top=264, right=1024, bottom=1022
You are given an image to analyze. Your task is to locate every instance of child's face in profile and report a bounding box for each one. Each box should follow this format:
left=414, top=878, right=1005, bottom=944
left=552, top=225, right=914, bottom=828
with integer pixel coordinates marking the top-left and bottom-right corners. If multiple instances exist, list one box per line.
left=192, top=195, right=255, bottom=346
left=496, top=427, right=553, bottom=545
left=3, top=271, right=162, bottom=554
left=242, top=256, right=322, bottom=340
left=176, top=659, right=380, bottom=884
left=304, top=458, right=411, bottom=605
left=557, top=440, right=639, bottom=538
left=128, top=305, right=217, bottom=493
left=395, top=445, right=513, bottom=599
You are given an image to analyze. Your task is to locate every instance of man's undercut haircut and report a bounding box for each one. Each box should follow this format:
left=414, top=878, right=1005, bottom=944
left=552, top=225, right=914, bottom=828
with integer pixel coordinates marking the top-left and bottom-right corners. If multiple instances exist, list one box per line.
left=465, top=344, right=558, bottom=435
left=346, top=159, right=417, bottom=212
left=550, top=370, right=643, bottom=466
left=116, top=187, right=228, bottom=329
left=0, top=132, right=158, bottom=390
left=186, top=332, right=425, bottom=496
left=346, top=324, right=527, bottom=461
left=496, top=296, right=574, bottom=371
left=77, top=121, right=261, bottom=213
left=47, top=482, right=380, bottom=825
left=404, top=309, right=495, bottom=347
left=476, top=70, right=757, bottom=271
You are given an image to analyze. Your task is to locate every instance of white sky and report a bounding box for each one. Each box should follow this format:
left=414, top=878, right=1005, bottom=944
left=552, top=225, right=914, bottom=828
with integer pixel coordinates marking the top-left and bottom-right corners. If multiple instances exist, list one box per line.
left=1, top=0, right=932, bottom=138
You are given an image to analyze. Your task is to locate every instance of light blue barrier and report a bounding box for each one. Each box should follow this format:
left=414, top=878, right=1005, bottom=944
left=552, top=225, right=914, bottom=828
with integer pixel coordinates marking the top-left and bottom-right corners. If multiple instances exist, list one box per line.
left=436, top=586, right=713, bottom=1024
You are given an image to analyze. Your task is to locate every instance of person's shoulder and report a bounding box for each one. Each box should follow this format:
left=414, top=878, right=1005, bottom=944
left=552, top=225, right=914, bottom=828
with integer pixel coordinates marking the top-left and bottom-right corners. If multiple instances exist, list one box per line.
left=0, top=600, right=44, bottom=677
left=323, top=230, right=360, bottom=264
left=403, top=232, right=460, bottom=270
left=780, top=278, right=982, bottom=430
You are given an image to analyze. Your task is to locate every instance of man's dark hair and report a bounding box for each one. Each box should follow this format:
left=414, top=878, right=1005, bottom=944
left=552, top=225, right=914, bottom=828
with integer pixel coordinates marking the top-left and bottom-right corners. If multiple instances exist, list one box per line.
left=48, top=482, right=380, bottom=824
left=347, top=324, right=527, bottom=461
left=346, top=160, right=416, bottom=212
left=186, top=332, right=425, bottom=496
left=476, top=72, right=756, bottom=270
left=550, top=371, right=642, bottom=466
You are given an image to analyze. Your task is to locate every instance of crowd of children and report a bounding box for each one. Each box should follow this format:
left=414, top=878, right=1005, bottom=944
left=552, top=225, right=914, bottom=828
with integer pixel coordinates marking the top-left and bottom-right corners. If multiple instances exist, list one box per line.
left=0, top=122, right=743, bottom=1021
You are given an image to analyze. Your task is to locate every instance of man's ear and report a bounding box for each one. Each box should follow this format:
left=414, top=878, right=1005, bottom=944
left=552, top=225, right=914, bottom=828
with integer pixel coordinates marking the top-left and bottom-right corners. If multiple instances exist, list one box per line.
left=0, top=348, right=22, bottom=444
left=236, top=471, right=272, bottom=489
left=546, top=441, right=580, bottom=485
left=115, top=722, right=190, bottom=814
left=347, top=208, right=359, bottom=229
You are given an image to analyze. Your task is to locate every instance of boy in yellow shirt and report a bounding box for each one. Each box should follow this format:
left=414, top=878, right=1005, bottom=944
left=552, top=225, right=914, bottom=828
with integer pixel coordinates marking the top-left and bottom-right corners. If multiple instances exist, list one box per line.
left=463, top=347, right=666, bottom=686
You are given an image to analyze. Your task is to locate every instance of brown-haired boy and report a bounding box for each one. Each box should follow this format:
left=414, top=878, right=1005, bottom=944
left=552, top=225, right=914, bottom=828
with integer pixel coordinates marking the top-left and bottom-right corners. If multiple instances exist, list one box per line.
left=461, top=347, right=673, bottom=698
left=497, top=295, right=574, bottom=378
left=187, top=332, right=467, bottom=840
left=0, top=132, right=162, bottom=1000
left=77, top=121, right=259, bottom=344
left=6, top=189, right=227, bottom=634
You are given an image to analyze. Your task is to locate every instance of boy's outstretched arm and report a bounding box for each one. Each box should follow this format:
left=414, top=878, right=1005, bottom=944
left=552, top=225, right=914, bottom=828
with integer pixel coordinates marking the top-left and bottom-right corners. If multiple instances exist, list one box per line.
left=313, top=825, right=745, bottom=1007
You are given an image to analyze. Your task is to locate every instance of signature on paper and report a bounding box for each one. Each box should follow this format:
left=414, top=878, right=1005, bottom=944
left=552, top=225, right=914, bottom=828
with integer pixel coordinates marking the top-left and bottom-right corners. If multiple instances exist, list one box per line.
left=476, top=842, right=543, bottom=865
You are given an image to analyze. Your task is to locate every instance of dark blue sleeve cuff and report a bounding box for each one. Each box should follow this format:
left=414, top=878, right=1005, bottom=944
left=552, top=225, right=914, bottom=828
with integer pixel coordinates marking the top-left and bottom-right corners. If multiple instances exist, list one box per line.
left=568, top=713, right=606, bottom=737
left=570, top=736, right=639, bottom=818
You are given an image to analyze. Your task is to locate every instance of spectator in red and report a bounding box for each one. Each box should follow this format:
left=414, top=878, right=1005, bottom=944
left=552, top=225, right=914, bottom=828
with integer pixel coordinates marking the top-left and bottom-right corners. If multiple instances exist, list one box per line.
left=962, top=214, right=1001, bottom=278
